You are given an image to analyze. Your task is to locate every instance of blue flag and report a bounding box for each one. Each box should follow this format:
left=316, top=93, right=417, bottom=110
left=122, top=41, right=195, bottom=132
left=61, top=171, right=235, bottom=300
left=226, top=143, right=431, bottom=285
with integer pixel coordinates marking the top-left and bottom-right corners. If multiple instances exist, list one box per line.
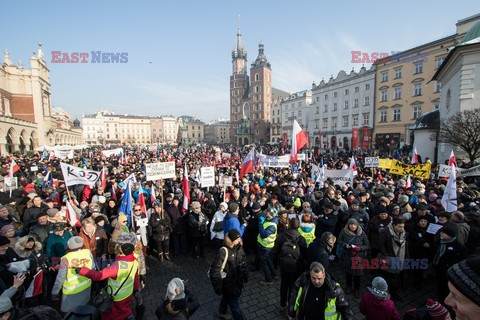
left=118, top=181, right=133, bottom=228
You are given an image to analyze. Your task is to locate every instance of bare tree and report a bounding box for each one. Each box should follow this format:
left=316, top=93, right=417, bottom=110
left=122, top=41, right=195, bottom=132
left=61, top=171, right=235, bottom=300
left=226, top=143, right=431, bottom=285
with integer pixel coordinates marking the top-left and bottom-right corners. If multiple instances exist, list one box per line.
left=438, top=109, right=480, bottom=164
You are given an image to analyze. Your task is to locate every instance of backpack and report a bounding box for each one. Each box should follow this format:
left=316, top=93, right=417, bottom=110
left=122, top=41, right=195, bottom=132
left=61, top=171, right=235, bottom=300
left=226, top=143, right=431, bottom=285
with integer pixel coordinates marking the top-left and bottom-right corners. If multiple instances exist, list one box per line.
left=279, top=235, right=301, bottom=273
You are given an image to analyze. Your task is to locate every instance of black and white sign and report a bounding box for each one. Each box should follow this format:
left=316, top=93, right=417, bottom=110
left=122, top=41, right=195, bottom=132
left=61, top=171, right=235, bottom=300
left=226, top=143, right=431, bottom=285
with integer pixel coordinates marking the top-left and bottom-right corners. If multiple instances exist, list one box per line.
left=145, top=162, right=176, bottom=180
left=60, top=163, right=100, bottom=187
left=365, top=157, right=379, bottom=168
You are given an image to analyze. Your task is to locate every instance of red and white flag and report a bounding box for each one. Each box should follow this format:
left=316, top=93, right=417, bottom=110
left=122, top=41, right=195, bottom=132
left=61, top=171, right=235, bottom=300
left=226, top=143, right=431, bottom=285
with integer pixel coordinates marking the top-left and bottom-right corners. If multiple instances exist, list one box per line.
left=411, top=148, right=419, bottom=164
left=182, top=164, right=190, bottom=212
left=9, top=157, right=19, bottom=177
left=150, top=184, right=156, bottom=203
left=349, top=156, right=358, bottom=176
left=99, top=167, right=107, bottom=189
left=66, top=199, right=81, bottom=227
left=405, top=174, right=412, bottom=189
left=138, top=185, right=147, bottom=214
left=290, top=119, right=308, bottom=163
left=25, top=270, right=43, bottom=298
left=239, top=149, right=255, bottom=178
left=449, top=150, right=456, bottom=166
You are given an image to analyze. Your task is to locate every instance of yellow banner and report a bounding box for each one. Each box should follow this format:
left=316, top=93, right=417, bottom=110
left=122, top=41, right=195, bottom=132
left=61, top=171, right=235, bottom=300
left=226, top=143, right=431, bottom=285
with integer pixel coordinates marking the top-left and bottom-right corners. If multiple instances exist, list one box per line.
left=389, top=160, right=431, bottom=179
left=378, top=158, right=392, bottom=169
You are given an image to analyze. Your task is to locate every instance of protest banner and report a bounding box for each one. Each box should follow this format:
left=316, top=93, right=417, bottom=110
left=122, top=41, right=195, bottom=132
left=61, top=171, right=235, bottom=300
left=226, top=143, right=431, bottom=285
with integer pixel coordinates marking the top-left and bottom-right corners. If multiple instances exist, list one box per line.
left=200, top=167, right=215, bottom=188
left=60, top=163, right=100, bottom=187
left=364, top=157, right=379, bottom=168
left=297, top=153, right=306, bottom=161
left=221, top=152, right=231, bottom=158
left=219, top=175, right=233, bottom=187
left=101, top=148, right=124, bottom=157
left=145, top=162, right=176, bottom=181
left=54, top=149, right=74, bottom=160
left=324, top=169, right=354, bottom=187
left=259, top=155, right=290, bottom=168
left=4, top=177, right=17, bottom=191
left=389, top=160, right=431, bottom=179
left=378, top=158, right=393, bottom=169
left=30, top=166, right=38, bottom=172
left=438, top=164, right=480, bottom=178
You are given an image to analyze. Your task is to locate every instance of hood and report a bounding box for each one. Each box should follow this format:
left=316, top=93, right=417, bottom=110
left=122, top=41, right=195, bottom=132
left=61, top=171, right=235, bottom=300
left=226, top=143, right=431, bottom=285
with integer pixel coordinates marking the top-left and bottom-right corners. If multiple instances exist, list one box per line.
left=15, top=236, right=43, bottom=258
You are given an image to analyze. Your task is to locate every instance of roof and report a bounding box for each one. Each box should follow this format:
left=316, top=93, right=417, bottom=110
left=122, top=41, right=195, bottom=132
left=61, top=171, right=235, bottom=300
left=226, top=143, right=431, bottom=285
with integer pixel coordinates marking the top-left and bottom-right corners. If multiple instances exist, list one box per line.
left=460, top=20, right=480, bottom=44
left=272, top=87, right=289, bottom=100
left=432, top=39, right=480, bottom=81
left=410, top=110, right=439, bottom=130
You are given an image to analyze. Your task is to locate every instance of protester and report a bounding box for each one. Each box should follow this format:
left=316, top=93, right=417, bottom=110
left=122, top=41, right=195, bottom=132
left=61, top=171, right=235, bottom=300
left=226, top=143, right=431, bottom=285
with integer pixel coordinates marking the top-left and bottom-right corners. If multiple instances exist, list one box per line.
left=359, top=277, right=401, bottom=320
left=155, top=278, right=199, bottom=319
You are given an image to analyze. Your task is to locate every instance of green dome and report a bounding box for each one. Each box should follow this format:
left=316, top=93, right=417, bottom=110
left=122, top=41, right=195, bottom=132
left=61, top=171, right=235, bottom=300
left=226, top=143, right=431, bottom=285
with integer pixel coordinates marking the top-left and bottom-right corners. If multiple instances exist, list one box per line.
left=460, top=20, right=480, bottom=44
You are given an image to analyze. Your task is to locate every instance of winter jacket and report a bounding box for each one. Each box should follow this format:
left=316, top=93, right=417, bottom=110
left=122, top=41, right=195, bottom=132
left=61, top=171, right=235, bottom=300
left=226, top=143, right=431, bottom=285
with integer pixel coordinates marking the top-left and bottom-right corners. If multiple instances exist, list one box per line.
left=315, top=212, right=338, bottom=238
left=359, top=291, right=401, bottom=320
left=23, top=205, right=47, bottom=227
left=167, top=205, right=187, bottom=234
left=288, top=271, right=353, bottom=320
left=187, top=211, right=208, bottom=238
left=29, top=223, right=53, bottom=246
left=369, top=216, right=392, bottom=251
left=337, top=227, right=369, bottom=276
left=155, top=290, right=200, bottom=319
left=79, top=227, right=108, bottom=258
left=433, top=238, right=467, bottom=276
left=46, top=231, right=74, bottom=260
left=408, top=224, right=434, bottom=260
left=271, top=229, right=307, bottom=273
left=306, top=237, right=333, bottom=269
left=222, top=213, right=245, bottom=237
left=345, top=208, right=369, bottom=232
left=453, top=220, right=470, bottom=246
left=149, top=211, right=172, bottom=240
left=210, top=210, right=226, bottom=240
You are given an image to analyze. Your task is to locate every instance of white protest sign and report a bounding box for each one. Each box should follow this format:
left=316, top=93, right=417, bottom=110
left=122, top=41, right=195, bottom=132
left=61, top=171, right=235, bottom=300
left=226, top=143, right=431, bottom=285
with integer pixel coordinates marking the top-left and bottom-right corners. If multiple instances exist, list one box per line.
left=297, top=153, right=306, bottom=161
left=260, top=155, right=290, bottom=168
left=324, top=169, right=354, bottom=187
left=30, top=166, right=38, bottom=172
left=200, top=166, right=215, bottom=188
left=219, top=175, right=233, bottom=187
left=54, top=149, right=74, bottom=160
left=364, top=157, right=379, bottom=168
left=4, top=177, right=17, bottom=191
left=145, top=162, right=176, bottom=180
left=438, top=164, right=480, bottom=178
left=222, top=152, right=231, bottom=158
left=60, top=163, right=101, bottom=187
left=101, top=148, right=124, bottom=157
left=426, top=223, right=443, bottom=235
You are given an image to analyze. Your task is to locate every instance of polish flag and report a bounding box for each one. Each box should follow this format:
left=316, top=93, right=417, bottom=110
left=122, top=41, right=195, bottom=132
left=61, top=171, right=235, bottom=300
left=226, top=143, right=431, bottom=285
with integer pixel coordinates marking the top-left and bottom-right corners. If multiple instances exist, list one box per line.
left=150, top=184, right=157, bottom=203
left=239, top=149, right=255, bottom=178
left=99, top=167, right=107, bottom=189
left=66, top=199, right=81, bottom=227
left=441, top=163, right=458, bottom=212
left=411, top=148, right=419, bottom=164
left=449, top=150, right=456, bottom=166
left=111, top=186, right=117, bottom=201
left=405, top=174, right=412, bottom=189
left=9, top=157, right=19, bottom=177
left=290, top=119, right=308, bottom=163
left=138, top=185, right=147, bottom=214
left=349, top=156, right=358, bottom=176
left=25, top=270, right=43, bottom=298
left=182, top=164, right=190, bottom=212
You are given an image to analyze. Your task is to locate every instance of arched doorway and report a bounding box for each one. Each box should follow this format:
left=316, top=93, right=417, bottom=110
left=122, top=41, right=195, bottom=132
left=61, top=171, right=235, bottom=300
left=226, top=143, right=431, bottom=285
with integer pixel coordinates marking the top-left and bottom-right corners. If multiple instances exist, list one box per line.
left=6, top=128, right=17, bottom=154
left=331, top=136, right=336, bottom=149
left=244, top=137, right=249, bottom=145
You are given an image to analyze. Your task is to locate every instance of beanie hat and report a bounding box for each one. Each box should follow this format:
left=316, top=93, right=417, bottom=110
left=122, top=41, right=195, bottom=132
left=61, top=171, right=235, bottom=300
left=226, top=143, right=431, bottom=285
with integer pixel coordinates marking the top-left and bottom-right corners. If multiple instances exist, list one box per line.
left=227, top=229, right=241, bottom=242
left=251, top=202, right=261, bottom=211
left=118, top=212, right=128, bottom=223
left=228, top=202, right=239, bottom=213
left=0, top=236, right=10, bottom=246
left=447, top=258, right=480, bottom=307
left=426, top=298, right=449, bottom=320
left=0, top=297, right=13, bottom=313
left=0, top=224, right=14, bottom=236
left=367, top=277, right=389, bottom=300
left=121, top=243, right=135, bottom=255
left=219, top=202, right=228, bottom=210
left=47, top=208, right=59, bottom=217
left=67, top=236, right=84, bottom=250
left=440, top=224, right=457, bottom=238
left=165, top=278, right=185, bottom=301
left=293, top=198, right=302, bottom=208
left=399, top=195, right=409, bottom=204
left=351, top=199, right=360, bottom=205
left=94, top=216, right=106, bottom=224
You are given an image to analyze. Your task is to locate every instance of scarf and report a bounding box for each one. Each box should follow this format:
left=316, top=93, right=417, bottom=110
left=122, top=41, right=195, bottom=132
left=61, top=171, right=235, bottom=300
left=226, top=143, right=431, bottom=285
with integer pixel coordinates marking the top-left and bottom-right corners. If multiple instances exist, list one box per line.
left=344, top=224, right=363, bottom=237
left=388, top=224, right=406, bottom=260
left=433, top=237, right=456, bottom=265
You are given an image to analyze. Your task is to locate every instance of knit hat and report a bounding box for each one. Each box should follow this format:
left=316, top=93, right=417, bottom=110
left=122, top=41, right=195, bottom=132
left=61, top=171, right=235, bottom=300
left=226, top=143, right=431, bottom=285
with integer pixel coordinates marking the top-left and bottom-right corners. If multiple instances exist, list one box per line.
left=118, top=212, right=128, bottom=223
left=53, top=223, right=65, bottom=232
left=367, top=277, right=389, bottom=300
left=440, top=224, right=457, bottom=238
left=346, top=218, right=359, bottom=227
left=165, top=278, right=185, bottom=301
left=251, top=202, right=261, bottom=211
left=351, top=199, right=360, bottom=205
left=293, top=198, right=301, bottom=208
left=67, top=236, right=84, bottom=250
left=47, top=208, right=59, bottom=217
left=0, top=236, right=10, bottom=246
left=219, top=202, right=228, bottom=210
left=117, top=232, right=137, bottom=245
left=0, top=297, right=13, bottom=313
left=121, top=243, right=135, bottom=255
left=447, top=258, right=480, bottom=307
left=399, top=195, right=409, bottom=204
left=0, top=224, right=14, bottom=236
left=426, top=298, right=449, bottom=320
left=228, top=202, right=239, bottom=213
left=227, top=229, right=241, bottom=242
left=94, top=216, right=106, bottom=224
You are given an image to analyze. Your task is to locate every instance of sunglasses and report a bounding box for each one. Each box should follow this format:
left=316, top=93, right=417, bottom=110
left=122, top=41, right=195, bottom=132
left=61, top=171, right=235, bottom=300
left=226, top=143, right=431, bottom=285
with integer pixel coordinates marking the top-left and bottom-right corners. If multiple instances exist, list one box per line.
left=134, top=209, right=141, bottom=211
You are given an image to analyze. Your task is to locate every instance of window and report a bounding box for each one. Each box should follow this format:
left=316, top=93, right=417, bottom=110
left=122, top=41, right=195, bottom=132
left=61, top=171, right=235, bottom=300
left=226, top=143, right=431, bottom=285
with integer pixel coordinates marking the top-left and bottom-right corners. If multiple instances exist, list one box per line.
left=354, top=99, right=358, bottom=108
left=365, top=84, right=370, bottom=90
left=255, top=73, right=259, bottom=81
left=344, top=101, right=349, bottom=109
left=393, top=109, right=401, bottom=121
left=355, top=86, right=359, bottom=93
left=324, top=105, right=328, bottom=113
left=333, top=103, right=337, bottom=111
left=316, top=97, right=319, bottom=102
left=394, top=87, right=402, bottom=99
left=414, top=82, right=422, bottom=96
left=381, top=71, right=388, bottom=82
left=255, top=85, right=260, bottom=93
left=334, top=92, right=338, bottom=98
left=332, top=117, right=337, bottom=128
left=363, top=113, right=370, bottom=125
left=352, top=114, right=359, bottom=126
left=364, top=96, right=370, bottom=106
left=316, top=106, right=320, bottom=114
left=380, top=110, right=387, bottom=122
left=315, top=120, right=319, bottom=129
left=324, top=94, right=328, bottom=100
left=291, top=112, right=294, bottom=117
left=435, top=81, right=441, bottom=93
left=298, top=110, right=302, bottom=117
left=343, top=116, right=349, bottom=127
left=345, top=89, right=349, bottom=95
left=381, top=89, right=388, bottom=102
left=435, top=57, right=445, bottom=69
left=434, top=102, right=439, bottom=110
left=298, top=102, right=302, bottom=107
left=413, top=105, right=422, bottom=119
left=415, top=63, right=423, bottom=74
left=322, top=118, right=328, bottom=128
left=394, top=67, right=402, bottom=79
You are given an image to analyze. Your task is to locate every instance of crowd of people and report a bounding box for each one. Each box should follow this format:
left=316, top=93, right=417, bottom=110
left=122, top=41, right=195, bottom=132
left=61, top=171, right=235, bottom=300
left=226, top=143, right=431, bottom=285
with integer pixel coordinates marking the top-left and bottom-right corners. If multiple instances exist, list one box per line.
left=0, top=145, right=480, bottom=320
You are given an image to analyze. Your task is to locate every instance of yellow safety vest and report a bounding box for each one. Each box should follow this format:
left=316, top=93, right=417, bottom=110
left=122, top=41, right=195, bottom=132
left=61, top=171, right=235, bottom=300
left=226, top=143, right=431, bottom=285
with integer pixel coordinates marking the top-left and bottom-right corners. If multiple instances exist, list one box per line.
left=62, top=249, right=93, bottom=295
left=108, top=260, right=139, bottom=302
left=298, top=227, right=316, bottom=246
left=257, top=221, right=277, bottom=248
left=294, top=283, right=340, bottom=320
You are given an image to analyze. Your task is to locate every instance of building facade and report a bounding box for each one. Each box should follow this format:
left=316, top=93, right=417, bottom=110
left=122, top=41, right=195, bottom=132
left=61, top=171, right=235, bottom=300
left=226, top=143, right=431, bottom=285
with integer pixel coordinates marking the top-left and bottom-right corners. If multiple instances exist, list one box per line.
left=281, top=90, right=312, bottom=145
left=269, top=96, right=283, bottom=143
left=205, top=119, right=230, bottom=145
left=0, top=44, right=82, bottom=154
left=309, top=66, right=376, bottom=150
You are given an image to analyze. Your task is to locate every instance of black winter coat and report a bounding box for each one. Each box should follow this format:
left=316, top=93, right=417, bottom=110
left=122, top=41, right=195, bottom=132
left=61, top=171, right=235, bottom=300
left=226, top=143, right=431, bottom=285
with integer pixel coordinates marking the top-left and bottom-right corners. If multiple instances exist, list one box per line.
left=209, top=244, right=247, bottom=298
left=306, top=238, right=331, bottom=269
left=149, top=212, right=172, bottom=239
left=271, top=229, right=307, bottom=273
left=315, top=212, right=338, bottom=238
left=187, top=212, right=208, bottom=238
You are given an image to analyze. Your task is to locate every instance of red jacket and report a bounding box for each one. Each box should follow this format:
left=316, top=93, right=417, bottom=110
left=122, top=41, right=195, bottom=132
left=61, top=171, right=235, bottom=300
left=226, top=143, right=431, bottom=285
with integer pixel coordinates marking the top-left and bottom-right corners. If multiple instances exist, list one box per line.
left=359, top=291, right=401, bottom=320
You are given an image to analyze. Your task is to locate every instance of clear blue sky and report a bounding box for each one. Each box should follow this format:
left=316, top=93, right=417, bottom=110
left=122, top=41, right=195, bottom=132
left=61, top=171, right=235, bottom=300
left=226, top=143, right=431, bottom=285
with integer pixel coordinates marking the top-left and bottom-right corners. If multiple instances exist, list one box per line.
left=1, top=0, right=479, bottom=122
